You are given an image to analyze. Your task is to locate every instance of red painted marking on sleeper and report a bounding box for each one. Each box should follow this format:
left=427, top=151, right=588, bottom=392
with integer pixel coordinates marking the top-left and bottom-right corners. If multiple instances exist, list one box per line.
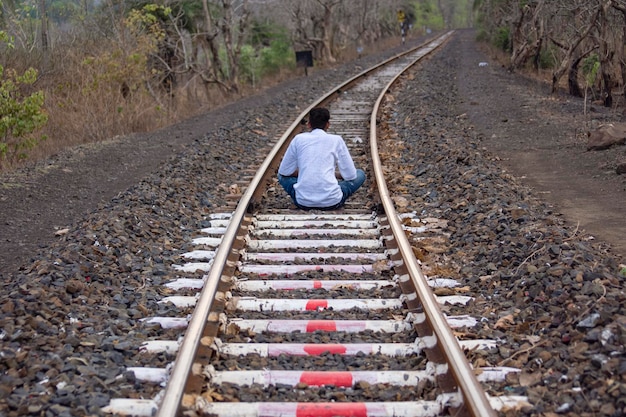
left=306, top=320, right=337, bottom=332
left=305, top=300, right=328, bottom=310
left=303, top=344, right=346, bottom=355
left=300, top=371, right=353, bottom=387
left=296, top=403, right=368, bottom=417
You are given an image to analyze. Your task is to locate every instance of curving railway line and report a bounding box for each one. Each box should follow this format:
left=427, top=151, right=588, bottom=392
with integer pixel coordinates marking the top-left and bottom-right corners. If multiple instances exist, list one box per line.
left=102, top=32, right=530, bottom=417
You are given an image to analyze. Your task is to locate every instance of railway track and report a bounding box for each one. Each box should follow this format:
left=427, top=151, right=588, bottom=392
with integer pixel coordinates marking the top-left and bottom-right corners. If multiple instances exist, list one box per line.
left=103, top=32, right=530, bottom=417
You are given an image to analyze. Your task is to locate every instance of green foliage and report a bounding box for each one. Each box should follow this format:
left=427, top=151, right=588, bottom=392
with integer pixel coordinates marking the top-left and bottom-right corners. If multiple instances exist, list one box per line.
left=78, top=48, right=147, bottom=97
left=47, top=0, right=93, bottom=25
left=412, top=0, right=444, bottom=30
left=493, top=26, right=510, bottom=52
left=236, top=22, right=295, bottom=85
left=249, top=21, right=281, bottom=48
left=126, top=4, right=171, bottom=42
left=451, top=0, right=472, bottom=28
left=474, top=0, right=506, bottom=38
left=409, top=0, right=473, bottom=30
left=76, top=29, right=153, bottom=105
left=535, top=46, right=556, bottom=69
left=582, top=54, right=600, bottom=87
left=238, top=36, right=295, bottom=86
left=259, top=37, right=294, bottom=74
left=0, top=64, right=48, bottom=163
left=0, top=31, right=13, bottom=46
left=238, top=44, right=257, bottom=84
left=0, top=30, right=48, bottom=163
left=168, top=0, right=203, bottom=33
left=475, top=29, right=489, bottom=43
left=2, top=0, right=39, bottom=49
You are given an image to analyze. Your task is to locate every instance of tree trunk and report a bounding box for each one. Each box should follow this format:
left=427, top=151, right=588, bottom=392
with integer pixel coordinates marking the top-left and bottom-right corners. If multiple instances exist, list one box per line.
left=551, top=6, right=600, bottom=93
left=532, top=15, right=546, bottom=71
left=39, top=0, right=49, bottom=69
left=598, top=1, right=613, bottom=107
left=509, top=0, right=545, bottom=71
left=568, top=53, right=583, bottom=97
left=610, top=0, right=626, bottom=100
left=220, top=0, right=240, bottom=94
left=621, top=10, right=626, bottom=100
left=202, top=0, right=225, bottom=82
left=317, top=0, right=338, bottom=63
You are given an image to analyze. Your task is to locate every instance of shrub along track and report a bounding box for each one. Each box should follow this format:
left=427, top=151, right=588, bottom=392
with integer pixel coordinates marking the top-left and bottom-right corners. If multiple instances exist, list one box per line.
left=0, top=30, right=625, bottom=417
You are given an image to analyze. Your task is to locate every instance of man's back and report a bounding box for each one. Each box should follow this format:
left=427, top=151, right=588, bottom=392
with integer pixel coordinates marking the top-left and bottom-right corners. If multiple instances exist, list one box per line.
left=279, top=129, right=356, bottom=207
left=277, top=107, right=365, bottom=210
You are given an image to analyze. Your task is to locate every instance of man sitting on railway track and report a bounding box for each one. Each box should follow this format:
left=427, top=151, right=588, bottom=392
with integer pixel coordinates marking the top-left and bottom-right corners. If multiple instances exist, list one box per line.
left=277, top=107, right=366, bottom=210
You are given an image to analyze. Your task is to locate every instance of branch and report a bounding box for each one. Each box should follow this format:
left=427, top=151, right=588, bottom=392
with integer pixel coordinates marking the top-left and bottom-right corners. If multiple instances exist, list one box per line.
left=549, top=37, right=567, bottom=50
left=610, top=0, right=626, bottom=13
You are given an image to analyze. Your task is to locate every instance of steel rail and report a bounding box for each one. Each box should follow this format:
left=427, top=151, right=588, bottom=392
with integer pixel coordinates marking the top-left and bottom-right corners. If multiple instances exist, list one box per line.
left=368, top=32, right=498, bottom=417
left=156, top=31, right=462, bottom=417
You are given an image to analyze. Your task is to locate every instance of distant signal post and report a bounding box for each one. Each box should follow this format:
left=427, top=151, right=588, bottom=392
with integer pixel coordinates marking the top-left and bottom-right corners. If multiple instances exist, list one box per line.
left=397, top=10, right=407, bottom=44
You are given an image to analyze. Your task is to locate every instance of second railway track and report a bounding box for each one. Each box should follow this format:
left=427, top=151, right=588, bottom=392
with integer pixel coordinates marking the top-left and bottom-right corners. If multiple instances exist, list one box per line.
left=99, top=32, right=533, bottom=417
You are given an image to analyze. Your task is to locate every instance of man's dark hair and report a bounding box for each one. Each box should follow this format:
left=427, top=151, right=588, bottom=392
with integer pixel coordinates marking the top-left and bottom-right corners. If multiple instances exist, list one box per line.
left=309, top=107, right=330, bottom=130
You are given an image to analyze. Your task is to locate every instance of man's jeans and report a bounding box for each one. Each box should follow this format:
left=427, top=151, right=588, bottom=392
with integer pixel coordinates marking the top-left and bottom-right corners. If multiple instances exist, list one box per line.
left=278, top=169, right=366, bottom=210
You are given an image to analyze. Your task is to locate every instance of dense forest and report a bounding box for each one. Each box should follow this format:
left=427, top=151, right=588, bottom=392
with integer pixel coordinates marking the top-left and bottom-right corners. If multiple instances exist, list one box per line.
left=1, top=0, right=625, bottom=170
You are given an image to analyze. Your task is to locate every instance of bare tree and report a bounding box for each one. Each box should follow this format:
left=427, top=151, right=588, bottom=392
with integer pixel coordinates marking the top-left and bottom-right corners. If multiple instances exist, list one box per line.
left=508, top=0, right=546, bottom=71
left=190, top=0, right=250, bottom=93
left=548, top=1, right=602, bottom=94
left=40, top=0, right=49, bottom=51
left=594, top=1, right=615, bottom=106
left=280, top=0, right=408, bottom=63
left=333, top=0, right=403, bottom=55
left=316, top=0, right=340, bottom=62
left=437, top=0, right=455, bottom=29
left=609, top=0, right=626, bottom=100
left=221, top=0, right=250, bottom=92
left=286, top=0, right=339, bottom=62
left=475, top=0, right=626, bottom=105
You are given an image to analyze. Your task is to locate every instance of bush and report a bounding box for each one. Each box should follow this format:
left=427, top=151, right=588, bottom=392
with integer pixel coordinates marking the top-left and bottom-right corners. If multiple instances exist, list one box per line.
left=475, top=29, right=489, bottom=43
left=259, top=37, right=295, bottom=76
left=238, top=45, right=259, bottom=85
left=537, top=46, right=556, bottom=69
left=582, top=54, right=600, bottom=87
left=239, top=37, right=295, bottom=86
left=0, top=32, right=48, bottom=166
left=493, top=26, right=510, bottom=52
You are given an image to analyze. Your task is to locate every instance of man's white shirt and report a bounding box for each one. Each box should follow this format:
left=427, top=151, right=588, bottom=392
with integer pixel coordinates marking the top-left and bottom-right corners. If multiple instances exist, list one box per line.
left=278, top=128, right=357, bottom=207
